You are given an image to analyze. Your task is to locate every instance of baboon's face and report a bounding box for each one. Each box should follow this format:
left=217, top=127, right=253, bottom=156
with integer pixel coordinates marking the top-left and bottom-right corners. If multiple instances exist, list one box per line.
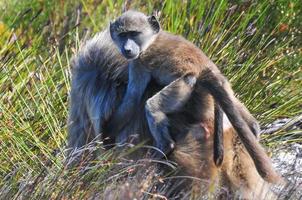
left=110, top=11, right=160, bottom=60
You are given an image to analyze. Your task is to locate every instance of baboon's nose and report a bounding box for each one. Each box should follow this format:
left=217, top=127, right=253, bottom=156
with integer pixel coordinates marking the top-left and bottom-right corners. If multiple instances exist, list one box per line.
left=124, top=49, right=131, bottom=54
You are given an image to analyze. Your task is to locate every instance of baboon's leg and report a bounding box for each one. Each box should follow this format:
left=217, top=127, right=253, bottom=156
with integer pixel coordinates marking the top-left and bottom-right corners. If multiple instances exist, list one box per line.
left=145, top=75, right=197, bottom=156
left=199, top=69, right=282, bottom=183
left=213, top=103, right=224, bottom=166
left=223, top=81, right=260, bottom=138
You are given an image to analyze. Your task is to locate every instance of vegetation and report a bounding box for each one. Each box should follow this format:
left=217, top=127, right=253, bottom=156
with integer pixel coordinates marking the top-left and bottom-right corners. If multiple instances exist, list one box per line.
left=0, top=0, right=301, bottom=199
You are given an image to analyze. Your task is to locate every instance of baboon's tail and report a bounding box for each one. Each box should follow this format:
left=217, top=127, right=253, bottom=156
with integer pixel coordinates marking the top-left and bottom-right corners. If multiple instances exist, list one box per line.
left=197, top=69, right=283, bottom=184
left=213, top=103, right=224, bottom=167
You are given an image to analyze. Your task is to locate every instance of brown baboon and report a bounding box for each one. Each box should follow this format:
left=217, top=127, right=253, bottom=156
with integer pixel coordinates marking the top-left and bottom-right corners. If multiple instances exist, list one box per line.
left=67, top=13, right=281, bottom=198
left=105, top=10, right=280, bottom=183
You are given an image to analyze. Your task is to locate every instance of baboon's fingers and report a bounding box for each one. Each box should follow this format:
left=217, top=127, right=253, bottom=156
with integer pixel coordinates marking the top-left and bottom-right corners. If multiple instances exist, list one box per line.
left=199, top=70, right=283, bottom=183
left=213, top=103, right=224, bottom=167
left=214, top=150, right=224, bottom=167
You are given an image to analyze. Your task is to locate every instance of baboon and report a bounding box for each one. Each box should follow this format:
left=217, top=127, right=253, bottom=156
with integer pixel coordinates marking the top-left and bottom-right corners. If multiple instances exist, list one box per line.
left=106, top=10, right=280, bottom=183
left=67, top=15, right=281, bottom=198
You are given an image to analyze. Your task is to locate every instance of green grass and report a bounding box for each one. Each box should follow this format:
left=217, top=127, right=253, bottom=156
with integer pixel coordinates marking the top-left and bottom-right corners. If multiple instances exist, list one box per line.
left=0, top=0, right=301, bottom=198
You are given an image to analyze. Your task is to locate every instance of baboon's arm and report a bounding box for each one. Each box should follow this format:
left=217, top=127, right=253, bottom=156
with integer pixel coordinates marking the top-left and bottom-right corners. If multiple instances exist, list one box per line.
left=199, top=69, right=282, bottom=183
left=145, top=75, right=196, bottom=156
left=105, top=63, right=151, bottom=139
left=213, top=103, right=224, bottom=167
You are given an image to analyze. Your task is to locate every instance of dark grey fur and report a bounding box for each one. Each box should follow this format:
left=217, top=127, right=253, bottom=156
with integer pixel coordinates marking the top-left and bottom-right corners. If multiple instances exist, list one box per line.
left=68, top=29, right=128, bottom=148
left=68, top=29, right=163, bottom=150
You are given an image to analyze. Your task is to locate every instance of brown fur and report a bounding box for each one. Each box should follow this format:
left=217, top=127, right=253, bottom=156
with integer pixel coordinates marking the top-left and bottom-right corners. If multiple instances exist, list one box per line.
left=68, top=26, right=281, bottom=198
left=140, top=31, right=217, bottom=77
left=171, top=119, right=276, bottom=199
left=122, top=29, right=281, bottom=183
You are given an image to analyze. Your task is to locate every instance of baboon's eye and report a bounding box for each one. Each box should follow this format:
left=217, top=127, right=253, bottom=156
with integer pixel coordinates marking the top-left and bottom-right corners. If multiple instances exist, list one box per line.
left=129, top=31, right=140, bottom=37
left=118, top=32, right=127, bottom=38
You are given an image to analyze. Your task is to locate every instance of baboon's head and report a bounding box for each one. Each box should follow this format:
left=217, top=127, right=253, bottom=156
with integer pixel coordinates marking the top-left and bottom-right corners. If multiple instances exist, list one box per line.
left=110, top=10, right=160, bottom=60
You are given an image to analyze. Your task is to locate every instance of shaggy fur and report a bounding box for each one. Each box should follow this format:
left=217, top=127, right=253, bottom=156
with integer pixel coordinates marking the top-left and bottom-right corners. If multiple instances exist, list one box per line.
left=68, top=28, right=279, bottom=198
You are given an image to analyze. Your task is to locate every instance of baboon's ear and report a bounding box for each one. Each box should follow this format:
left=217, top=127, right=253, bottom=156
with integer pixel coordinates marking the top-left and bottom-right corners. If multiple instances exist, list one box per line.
left=148, top=15, right=160, bottom=33
left=109, top=22, right=115, bottom=39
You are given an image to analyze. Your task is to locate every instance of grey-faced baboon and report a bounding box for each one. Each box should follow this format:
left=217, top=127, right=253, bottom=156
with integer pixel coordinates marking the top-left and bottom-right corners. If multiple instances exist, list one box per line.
left=105, top=10, right=280, bottom=183
left=67, top=14, right=281, bottom=198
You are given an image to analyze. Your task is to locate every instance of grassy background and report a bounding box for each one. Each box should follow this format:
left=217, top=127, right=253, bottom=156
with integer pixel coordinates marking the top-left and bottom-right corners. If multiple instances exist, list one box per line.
left=0, top=0, right=301, bottom=198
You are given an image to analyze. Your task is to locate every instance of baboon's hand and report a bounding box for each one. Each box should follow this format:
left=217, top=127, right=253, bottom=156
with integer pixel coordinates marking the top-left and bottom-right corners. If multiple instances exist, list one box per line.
left=102, top=116, right=124, bottom=148
left=214, top=147, right=224, bottom=166
left=152, top=141, right=175, bottom=159
left=148, top=126, right=176, bottom=159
